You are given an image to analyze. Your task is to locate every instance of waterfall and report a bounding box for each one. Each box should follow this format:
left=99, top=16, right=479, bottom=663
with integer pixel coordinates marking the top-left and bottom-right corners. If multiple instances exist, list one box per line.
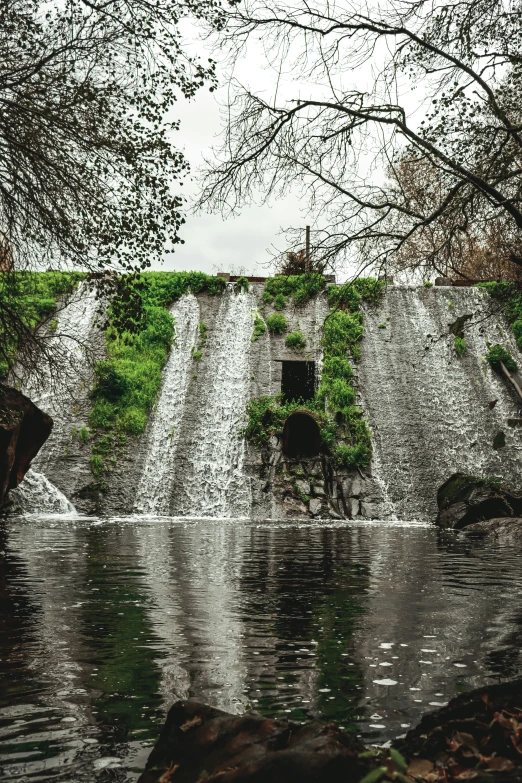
left=134, top=294, right=200, bottom=514
left=26, top=280, right=101, bottom=471
left=9, top=469, right=77, bottom=515
left=172, top=287, right=254, bottom=518
left=359, top=286, right=522, bottom=520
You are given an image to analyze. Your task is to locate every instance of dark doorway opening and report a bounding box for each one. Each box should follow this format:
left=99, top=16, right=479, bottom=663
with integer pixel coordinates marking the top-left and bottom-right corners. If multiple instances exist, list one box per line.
left=281, top=361, right=316, bottom=403
left=282, top=412, right=321, bottom=458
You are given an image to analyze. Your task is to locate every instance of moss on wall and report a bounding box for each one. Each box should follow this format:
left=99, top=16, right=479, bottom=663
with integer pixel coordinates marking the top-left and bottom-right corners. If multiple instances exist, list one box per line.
left=477, top=282, right=522, bottom=353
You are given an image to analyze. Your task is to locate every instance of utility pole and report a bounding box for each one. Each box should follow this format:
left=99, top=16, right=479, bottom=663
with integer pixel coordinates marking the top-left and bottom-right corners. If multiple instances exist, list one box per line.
left=305, top=225, right=311, bottom=272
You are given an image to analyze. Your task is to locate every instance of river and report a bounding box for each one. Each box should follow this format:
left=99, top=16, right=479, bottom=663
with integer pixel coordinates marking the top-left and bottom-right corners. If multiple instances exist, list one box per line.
left=1, top=516, right=521, bottom=781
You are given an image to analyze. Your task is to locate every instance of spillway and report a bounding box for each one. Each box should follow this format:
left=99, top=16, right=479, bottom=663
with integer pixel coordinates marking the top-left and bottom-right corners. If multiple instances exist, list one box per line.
left=359, top=285, right=522, bottom=520
left=9, top=280, right=522, bottom=522
left=170, top=287, right=254, bottom=518
left=134, top=294, right=200, bottom=514
left=25, top=280, right=101, bottom=474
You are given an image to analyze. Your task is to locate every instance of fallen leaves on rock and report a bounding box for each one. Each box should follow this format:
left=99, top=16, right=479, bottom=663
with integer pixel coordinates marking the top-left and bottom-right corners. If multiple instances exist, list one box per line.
left=392, top=693, right=522, bottom=783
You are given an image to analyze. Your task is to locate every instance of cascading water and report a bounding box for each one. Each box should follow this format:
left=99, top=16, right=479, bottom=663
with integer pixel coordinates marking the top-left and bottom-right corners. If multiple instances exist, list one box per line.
left=171, top=287, right=254, bottom=518
left=359, top=285, right=522, bottom=520
left=9, top=469, right=77, bottom=514
left=26, top=280, right=101, bottom=472
left=134, top=294, right=200, bottom=514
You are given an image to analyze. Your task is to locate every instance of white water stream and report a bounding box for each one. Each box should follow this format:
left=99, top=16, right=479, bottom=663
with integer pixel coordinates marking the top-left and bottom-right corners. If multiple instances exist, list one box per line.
left=171, top=288, right=254, bottom=518
left=10, top=469, right=77, bottom=515
left=134, top=294, right=200, bottom=514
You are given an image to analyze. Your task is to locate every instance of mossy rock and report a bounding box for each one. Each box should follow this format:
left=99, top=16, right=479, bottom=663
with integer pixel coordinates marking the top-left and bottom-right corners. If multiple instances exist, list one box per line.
left=436, top=472, right=522, bottom=529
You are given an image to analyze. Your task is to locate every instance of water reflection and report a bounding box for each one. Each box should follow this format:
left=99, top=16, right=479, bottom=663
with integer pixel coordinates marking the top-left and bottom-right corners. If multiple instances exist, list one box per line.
left=1, top=517, right=522, bottom=782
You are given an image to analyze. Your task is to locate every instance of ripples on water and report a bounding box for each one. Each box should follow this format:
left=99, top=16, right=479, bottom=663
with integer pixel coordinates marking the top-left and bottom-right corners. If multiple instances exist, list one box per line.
left=1, top=516, right=522, bottom=781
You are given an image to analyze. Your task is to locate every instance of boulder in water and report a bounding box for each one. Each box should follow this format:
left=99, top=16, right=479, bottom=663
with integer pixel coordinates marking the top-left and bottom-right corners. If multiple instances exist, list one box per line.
left=0, top=384, right=53, bottom=509
left=436, top=473, right=522, bottom=530
left=464, top=516, right=522, bottom=539
left=138, top=700, right=369, bottom=783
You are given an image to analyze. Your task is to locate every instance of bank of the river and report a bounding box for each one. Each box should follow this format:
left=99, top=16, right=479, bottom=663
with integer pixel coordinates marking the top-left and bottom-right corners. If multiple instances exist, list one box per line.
left=1, top=516, right=522, bottom=781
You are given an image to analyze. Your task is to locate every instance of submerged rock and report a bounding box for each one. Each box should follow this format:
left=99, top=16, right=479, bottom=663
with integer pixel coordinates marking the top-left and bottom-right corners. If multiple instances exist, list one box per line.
left=138, top=700, right=369, bottom=783
left=0, top=384, right=52, bottom=509
left=436, top=472, right=522, bottom=530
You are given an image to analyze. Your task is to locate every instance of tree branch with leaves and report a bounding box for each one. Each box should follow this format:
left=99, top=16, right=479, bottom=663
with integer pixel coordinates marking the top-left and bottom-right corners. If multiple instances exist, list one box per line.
left=200, top=0, right=522, bottom=279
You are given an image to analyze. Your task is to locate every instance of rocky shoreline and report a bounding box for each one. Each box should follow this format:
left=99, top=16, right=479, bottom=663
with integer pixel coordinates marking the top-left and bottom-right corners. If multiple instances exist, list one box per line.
left=139, top=680, right=522, bottom=783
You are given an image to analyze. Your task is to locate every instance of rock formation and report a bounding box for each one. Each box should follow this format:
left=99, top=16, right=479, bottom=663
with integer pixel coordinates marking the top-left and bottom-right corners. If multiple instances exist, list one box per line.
left=436, top=473, right=522, bottom=530
left=0, top=383, right=52, bottom=508
left=137, top=700, right=370, bottom=783
left=140, top=681, right=522, bottom=783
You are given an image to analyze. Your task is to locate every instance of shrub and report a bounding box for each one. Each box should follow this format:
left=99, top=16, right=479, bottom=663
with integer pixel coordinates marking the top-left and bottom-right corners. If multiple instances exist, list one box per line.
left=263, top=273, right=326, bottom=307
left=78, top=426, right=90, bottom=445
left=235, top=276, right=250, bottom=293
left=332, top=440, right=372, bottom=469
left=252, top=315, right=266, bottom=341
left=321, top=355, right=353, bottom=381
left=273, top=293, right=287, bottom=310
left=454, top=336, right=467, bottom=357
left=92, top=360, right=130, bottom=402
left=327, top=377, right=356, bottom=409
left=378, top=323, right=387, bottom=329
left=478, top=282, right=522, bottom=355
left=266, top=313, right=288, bottom=334
left=89, top=454, right=104, bottom=477
left=192, top=349, right=202, bottom=361
left=486, top=344, right=518, bottom=372
left=285, top=330, right=306, bottom=350
left=120, top=406, right=148, bottom=435
left=423, top=281, right=434, bottom=287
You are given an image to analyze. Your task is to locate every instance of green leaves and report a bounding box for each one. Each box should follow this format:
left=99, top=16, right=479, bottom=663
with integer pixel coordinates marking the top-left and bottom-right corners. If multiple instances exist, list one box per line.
left=266, top=313, right=288, bottom=334
left=359, top=766, right=388, bottom=783
left=453, top=336, right=467, bottom=357
left=0, top=271, right=85, bottom=381
left=262, top=273, right=326, bottom=307
left=252, top=314, right=266, bottom=341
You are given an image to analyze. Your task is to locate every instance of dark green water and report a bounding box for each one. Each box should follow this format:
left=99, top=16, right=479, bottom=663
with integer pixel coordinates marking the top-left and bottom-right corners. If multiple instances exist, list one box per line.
left=1, top=516, right=522, bottom=781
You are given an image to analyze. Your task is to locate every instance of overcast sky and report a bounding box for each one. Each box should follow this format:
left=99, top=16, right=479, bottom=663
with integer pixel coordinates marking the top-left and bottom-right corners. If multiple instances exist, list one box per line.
left=158, top=19, right=328, bottom=278
left=159, top=42, right=308, bottom=277
left=159, top=14, right=418, bottom=281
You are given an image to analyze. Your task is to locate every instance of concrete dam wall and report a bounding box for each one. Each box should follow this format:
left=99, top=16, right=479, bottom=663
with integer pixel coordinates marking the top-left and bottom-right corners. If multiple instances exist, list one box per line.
left=12, top=282, right=522, bottom=521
